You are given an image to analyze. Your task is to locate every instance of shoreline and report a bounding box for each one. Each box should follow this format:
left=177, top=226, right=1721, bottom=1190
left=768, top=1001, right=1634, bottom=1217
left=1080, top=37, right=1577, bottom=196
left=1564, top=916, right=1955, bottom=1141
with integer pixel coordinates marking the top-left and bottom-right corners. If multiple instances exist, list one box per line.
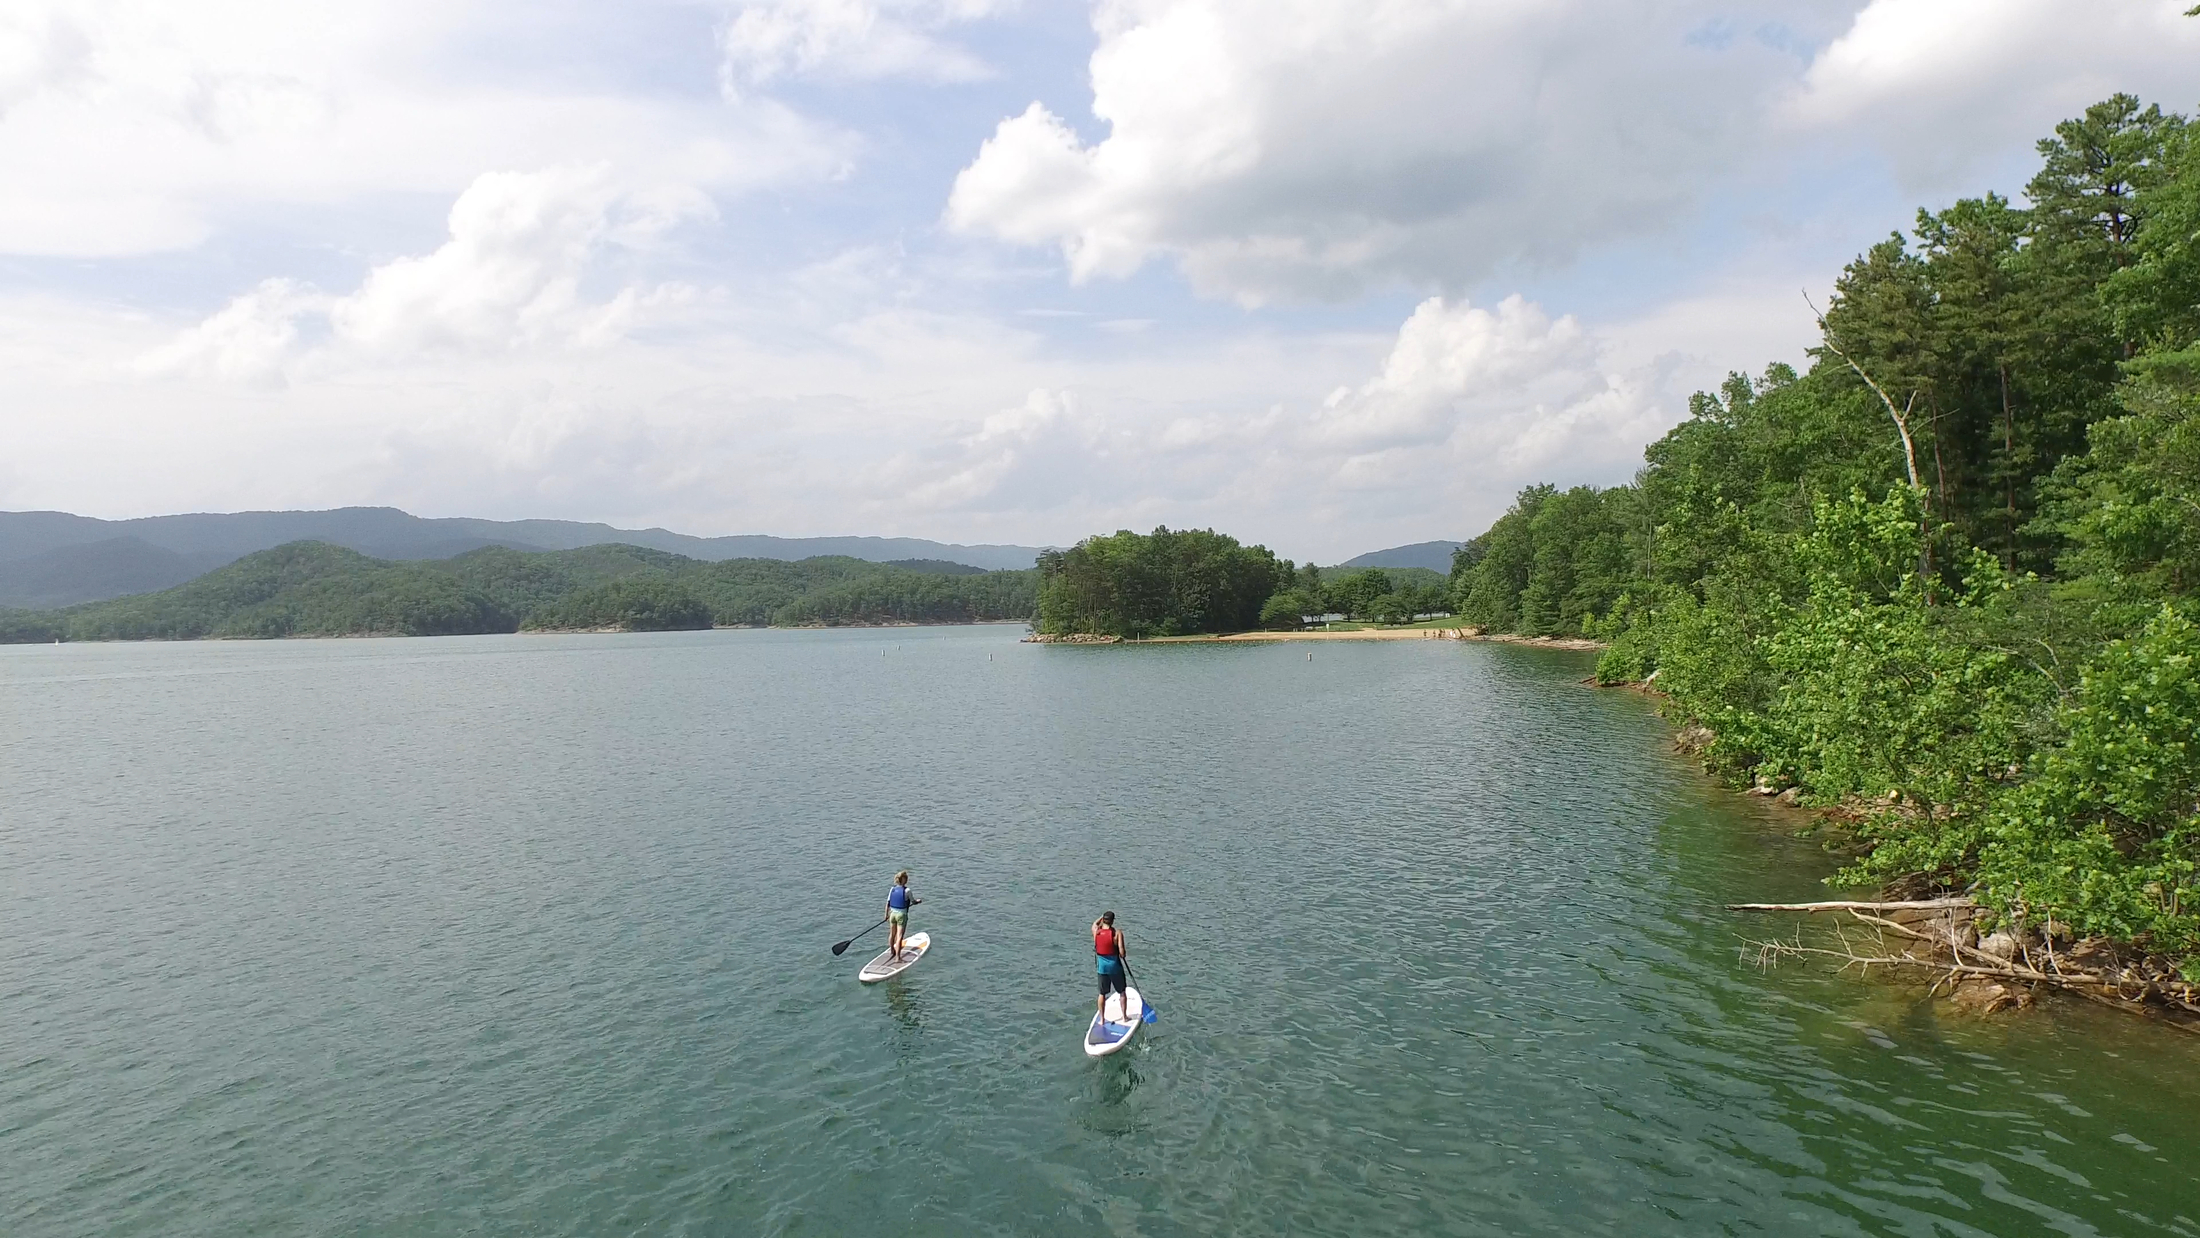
left=9, top=618, right=1039, bottom=646
left=1028, top=627, right=1605, bottom=650
left=1733, top=898, right=2200, bottom=1034
left=1665, top=699, right=2200, bottom=1037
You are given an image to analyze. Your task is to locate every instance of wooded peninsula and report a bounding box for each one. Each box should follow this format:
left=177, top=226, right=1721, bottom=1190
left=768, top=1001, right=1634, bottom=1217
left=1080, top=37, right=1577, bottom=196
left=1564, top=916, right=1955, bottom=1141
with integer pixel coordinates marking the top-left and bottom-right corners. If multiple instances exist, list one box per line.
left=1457, top=93, right=2200, bottom=995
left=1033, top=95, right=2200, bottom=1000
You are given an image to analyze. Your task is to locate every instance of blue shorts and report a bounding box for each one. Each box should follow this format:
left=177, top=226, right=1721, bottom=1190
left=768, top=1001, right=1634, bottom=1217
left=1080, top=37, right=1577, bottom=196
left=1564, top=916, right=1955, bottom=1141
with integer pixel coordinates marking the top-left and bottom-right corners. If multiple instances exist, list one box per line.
left=1097, top=960, right=1125, bottom=996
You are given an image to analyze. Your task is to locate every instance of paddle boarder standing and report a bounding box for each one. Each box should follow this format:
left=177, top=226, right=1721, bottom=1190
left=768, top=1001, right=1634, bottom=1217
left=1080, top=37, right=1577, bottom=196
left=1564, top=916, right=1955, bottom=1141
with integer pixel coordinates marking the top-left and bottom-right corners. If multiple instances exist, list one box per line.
left=1093, top=911, right=1127, bottom=1016
left=885, top=871, right=917, bottom=961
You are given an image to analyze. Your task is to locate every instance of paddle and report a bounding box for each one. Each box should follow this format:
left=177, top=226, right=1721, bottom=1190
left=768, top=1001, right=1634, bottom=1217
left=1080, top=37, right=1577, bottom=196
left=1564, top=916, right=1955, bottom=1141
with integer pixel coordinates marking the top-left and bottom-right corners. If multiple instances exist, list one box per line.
left=831, top=918, right=885, bottom=956
left=1119, top=958, right=1160, bottom=1025
left=830, top=898, right=923, bottom=957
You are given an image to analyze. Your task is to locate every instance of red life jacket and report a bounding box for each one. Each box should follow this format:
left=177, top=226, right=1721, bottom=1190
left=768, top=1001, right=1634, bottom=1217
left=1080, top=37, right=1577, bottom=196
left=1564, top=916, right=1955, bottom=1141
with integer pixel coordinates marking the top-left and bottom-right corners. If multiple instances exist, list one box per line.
left=1094, top=925, right=1119, bottom=958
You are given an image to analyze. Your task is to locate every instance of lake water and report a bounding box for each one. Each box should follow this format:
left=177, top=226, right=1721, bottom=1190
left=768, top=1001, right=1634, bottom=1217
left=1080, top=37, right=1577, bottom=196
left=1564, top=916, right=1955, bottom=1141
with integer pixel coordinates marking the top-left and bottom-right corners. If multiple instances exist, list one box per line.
left=6, top=625, right=2199, bottom=1236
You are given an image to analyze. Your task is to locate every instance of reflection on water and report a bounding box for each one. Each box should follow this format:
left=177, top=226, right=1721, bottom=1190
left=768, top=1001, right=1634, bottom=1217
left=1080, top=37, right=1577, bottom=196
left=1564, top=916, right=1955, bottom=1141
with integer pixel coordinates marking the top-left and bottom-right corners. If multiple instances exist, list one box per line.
left=1082, top=1056, right=1146, bottom=1133
left=883, top=977, right=928, bottom=1035
left=4, top=627, right=2198, bottom=1237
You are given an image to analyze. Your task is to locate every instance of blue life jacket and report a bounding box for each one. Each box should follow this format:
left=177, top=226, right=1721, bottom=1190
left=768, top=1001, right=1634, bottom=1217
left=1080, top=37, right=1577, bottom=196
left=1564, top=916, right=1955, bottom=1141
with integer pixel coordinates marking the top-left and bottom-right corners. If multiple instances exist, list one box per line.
left=888, top=884, right=910, bottom=910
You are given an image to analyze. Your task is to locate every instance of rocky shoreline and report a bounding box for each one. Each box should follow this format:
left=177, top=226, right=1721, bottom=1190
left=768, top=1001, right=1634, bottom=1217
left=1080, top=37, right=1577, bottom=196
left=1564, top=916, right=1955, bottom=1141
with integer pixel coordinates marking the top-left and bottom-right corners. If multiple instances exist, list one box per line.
left=1600, top=678, right=2200, bottom=1035
left=1021, top=632, right=1122, bottom=643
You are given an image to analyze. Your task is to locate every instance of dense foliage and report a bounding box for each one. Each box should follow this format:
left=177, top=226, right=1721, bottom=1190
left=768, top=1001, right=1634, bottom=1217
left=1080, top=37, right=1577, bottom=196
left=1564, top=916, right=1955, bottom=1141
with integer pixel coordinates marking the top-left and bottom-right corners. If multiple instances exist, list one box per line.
left=3, top=542, right=1038, bottom=640
left=775, top=567, right=1042, bottom=626
left=1036, top=527, right=1289, bottom=637
left=1451, top=95, right=2200, bottom=968
left=1259, top=565, right=1450, bottom=628
left=0, top=608, right=67, bottom=642
left=61, top=542, right=509, bottom=639
left=521, top=577, right=714, bottom=632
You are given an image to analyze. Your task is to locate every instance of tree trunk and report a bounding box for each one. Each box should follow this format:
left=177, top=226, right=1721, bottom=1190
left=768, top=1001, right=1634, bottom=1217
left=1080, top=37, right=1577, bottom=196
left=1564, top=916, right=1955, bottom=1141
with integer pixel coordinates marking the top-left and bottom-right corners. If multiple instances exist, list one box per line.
left=2000, top=363, right=2017, bottom=565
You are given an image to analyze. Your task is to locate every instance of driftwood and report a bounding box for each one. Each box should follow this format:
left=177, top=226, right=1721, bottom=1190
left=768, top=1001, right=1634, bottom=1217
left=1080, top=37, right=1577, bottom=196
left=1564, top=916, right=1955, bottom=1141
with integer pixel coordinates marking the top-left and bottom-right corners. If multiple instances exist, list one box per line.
left=1728, top=898, right=1974, bottom=913
left=1737, top=903, right=2200, bottom=1034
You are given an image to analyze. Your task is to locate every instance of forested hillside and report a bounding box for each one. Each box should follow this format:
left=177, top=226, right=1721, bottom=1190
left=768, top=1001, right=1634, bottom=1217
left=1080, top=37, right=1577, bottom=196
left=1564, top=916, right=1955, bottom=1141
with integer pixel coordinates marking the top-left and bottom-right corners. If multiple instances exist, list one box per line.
left=0, top=542, right=1037, bottom=641
left=1448, top=95, right=2200, bottom=966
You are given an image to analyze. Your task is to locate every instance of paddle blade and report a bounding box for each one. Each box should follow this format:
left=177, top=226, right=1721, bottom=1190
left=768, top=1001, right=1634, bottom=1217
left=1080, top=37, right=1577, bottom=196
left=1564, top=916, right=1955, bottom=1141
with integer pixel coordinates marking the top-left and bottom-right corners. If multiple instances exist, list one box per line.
left=1142, top=1003, right=1158, bottom=1024
left=831, top=940, right=852, bottom=955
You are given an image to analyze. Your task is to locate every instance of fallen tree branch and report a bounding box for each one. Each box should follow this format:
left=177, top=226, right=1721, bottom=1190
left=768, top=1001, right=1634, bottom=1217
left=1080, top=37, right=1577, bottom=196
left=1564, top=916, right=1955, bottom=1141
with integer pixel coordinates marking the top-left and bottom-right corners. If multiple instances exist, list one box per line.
left=1727, top=898, right=1974, bottom=913
left=1743, top=928, right=2200, bottom=1033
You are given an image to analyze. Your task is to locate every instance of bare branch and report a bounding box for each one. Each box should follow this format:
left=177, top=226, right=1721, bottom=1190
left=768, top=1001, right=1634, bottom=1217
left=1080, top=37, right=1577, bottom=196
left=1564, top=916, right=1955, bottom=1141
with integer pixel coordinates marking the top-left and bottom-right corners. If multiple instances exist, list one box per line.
left=1804, top=289, right=1924, bottom=493
left=1741, top=921, right=2200, bottom=1032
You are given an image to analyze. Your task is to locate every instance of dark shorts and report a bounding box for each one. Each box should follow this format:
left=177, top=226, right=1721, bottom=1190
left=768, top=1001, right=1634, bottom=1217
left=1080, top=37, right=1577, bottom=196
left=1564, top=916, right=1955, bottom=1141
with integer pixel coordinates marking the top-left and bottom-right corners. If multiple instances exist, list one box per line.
left=1097, top=965, right=1126, bottom=997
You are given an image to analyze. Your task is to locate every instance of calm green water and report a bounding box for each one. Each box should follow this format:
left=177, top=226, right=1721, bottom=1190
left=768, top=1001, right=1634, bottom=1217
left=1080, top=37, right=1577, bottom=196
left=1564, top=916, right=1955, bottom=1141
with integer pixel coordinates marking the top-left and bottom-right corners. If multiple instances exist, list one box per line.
left=5, top=626, right=2199, bottom=1236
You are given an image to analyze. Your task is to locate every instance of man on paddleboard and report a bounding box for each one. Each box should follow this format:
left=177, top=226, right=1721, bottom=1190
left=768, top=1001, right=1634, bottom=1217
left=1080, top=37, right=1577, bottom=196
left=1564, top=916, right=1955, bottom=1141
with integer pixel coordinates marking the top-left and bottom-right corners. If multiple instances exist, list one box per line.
left=885, top=871, right=918, bottom=960
left=1093, top=911, right=1127, bottom=1016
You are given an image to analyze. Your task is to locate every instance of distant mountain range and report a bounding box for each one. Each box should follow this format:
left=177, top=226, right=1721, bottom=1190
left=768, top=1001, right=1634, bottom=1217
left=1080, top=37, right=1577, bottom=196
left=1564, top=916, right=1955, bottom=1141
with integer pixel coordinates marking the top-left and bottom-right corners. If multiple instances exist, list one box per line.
left=0, top=506, right=1464, bottom=610
left=0, top=508, right=1051, bottom=608
left=0, top=540, right=1038, bottom=643
left=1337, top=540, right=1463, bottom=572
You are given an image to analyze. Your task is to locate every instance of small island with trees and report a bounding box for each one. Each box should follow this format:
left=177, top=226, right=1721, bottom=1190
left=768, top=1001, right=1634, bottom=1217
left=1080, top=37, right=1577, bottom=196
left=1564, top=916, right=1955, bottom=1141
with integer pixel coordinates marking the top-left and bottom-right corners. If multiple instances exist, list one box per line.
left=1029, top=526, right=1451, bottom=640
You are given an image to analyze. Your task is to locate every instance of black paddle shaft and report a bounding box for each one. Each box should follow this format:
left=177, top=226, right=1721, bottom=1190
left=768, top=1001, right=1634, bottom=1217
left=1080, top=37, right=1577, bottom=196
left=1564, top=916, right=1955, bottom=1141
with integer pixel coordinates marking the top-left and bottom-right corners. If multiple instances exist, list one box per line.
left=831, top=917, right=887, bottom=956
left=830, top=895, right=925, bottom=955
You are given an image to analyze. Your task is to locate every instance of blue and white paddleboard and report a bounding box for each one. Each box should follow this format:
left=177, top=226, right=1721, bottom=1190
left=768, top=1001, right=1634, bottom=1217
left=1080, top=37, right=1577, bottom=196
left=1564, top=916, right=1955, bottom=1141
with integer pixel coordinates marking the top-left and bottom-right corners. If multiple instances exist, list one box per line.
left=1083, top=987, right=1145, bottom=1057
left=859, top=931, right=930, bottom=983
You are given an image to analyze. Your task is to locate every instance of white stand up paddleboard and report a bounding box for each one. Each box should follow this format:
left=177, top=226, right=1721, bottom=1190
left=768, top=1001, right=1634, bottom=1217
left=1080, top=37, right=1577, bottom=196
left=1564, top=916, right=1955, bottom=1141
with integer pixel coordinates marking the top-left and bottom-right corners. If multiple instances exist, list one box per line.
left=1083, top=986, right=1144, bottom=1057
left=859, top=932, right=930, bottom=983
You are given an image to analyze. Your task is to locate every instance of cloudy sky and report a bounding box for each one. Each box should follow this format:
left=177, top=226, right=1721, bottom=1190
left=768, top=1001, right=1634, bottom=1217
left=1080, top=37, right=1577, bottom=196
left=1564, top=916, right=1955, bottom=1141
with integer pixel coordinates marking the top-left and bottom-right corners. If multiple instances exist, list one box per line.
left=3, top=1, right=2195, bottom=560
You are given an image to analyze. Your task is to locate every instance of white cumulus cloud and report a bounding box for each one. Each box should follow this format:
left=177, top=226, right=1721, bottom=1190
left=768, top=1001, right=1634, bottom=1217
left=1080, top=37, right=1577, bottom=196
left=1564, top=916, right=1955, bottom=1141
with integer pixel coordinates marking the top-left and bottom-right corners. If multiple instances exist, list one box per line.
left=0, top=5, right=93, bottom=119
left=19, top=0, right=2196, bottom=560
left=947, top=0, right=1819, bottom=304
left=0, top=0, right=841, bottom=257
left=134, top=278, right=329, bottom=383
left=868, top=294, right=1679, bottom=548
left=949, top=0, right=2200, bottom=305
left=717, top=0, right=1010, bottom=95
left=1790, top=0, right=2200, bottom=187
left=141, top=166, right=710, bottom=380
left=1308, top=296, right=1671, bottom=515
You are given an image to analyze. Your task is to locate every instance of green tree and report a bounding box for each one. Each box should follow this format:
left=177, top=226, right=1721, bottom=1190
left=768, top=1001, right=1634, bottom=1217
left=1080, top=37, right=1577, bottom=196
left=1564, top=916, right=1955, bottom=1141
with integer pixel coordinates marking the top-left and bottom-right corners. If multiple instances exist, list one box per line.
left=1036, top=527, right=1285, bottom=637
left=1260, top=589, right=1320, bottom=629
left=520, top=577, right=712, bottom=632
left=1483, top=94, right=2200, bottom=970
left=1323, top=568, right=1395, bottom=621
left=2041, top=344, right=2200, bottom=600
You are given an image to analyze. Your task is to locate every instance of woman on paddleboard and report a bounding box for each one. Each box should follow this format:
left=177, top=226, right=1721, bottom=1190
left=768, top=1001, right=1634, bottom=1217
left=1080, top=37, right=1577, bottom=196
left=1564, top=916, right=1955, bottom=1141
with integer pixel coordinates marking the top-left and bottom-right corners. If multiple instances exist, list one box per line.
left=885, top=871, right=918, bottom=960
left=1093, top=911, right=1127, bottom=1016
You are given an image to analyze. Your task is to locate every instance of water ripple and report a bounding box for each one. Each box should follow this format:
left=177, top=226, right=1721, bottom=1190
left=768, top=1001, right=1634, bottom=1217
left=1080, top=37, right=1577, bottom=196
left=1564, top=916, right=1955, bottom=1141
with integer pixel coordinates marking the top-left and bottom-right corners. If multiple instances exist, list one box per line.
left=4, top=629, right=2198, bottom=1236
